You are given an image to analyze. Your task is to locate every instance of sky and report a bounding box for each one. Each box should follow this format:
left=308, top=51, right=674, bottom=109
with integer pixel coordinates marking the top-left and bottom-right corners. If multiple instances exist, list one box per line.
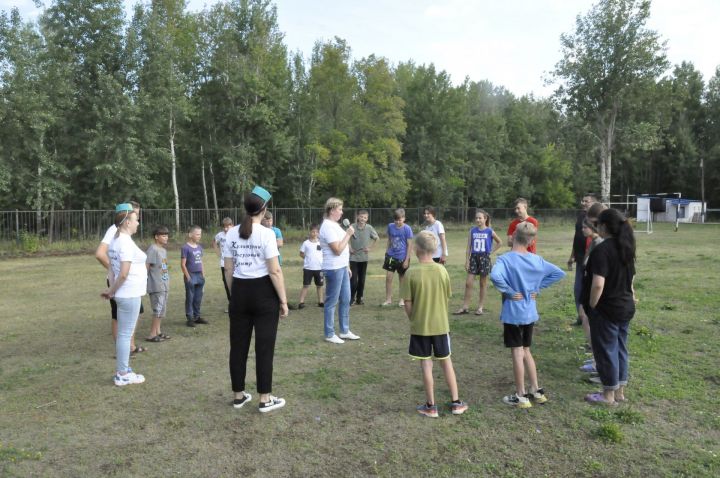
left=3, top=0, right=719, bottom=98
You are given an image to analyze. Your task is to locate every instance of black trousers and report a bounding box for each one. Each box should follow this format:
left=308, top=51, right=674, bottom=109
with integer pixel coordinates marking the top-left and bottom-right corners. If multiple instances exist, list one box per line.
left=228, top=276, right=280, bottom=393
left=220, top=267, right=231, bottom=302
left=350, top=261, right=368, bottom=301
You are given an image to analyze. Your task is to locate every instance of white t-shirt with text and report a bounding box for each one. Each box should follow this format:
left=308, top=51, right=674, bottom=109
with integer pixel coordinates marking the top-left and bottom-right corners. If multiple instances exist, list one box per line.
left=320, top=219, right=349, bottom=270
left=222, top=223, right=280, bottom=279
left=108, top=233, right=148, bottom=298
left=300, top=239, right=323, bottom=270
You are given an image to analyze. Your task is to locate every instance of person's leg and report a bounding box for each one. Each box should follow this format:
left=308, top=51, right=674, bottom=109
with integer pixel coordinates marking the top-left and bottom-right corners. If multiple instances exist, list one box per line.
left=184, top=276, right=194, bottom=320
left=459, top=274, right=473, bottom=311
left=323, top=269, right=341, bottom=337
left=420, top=359, right=435, bottom=405
left=524, top=347, right=539, bottom=392
left=616, top=320, right=630, bottom=400
left=221, top=266, right=231, bottom=302
left=588, top=312, right=620, bottom=402
left=193, top=273, right=204, bottom=318
left=229, top=280, right=254, bottom=394
left=112, top=317, right=118, bottom=343
left=299, top=285, right=310, bottom=304
left=338, top=269, right=351, bottom=334
left=580, top=305, right=592, bottom=351
left=115, top=297, right=141, bottom=374
left=356, top=261, right=368, bottom=302
left=477, top=275, right=488, bottom=312
left=439, top=358, right=459, bottom=401
left=511, top=347, right=526, bottom=396
left=254, top=300, right=280, bottom=399
left=349, top=261, right=359, bottom=303
left=573, top=263, right=584, bottom=322
left=316, top=285, right=324, bottom=304
left=384, top=270, right=394, bottom=303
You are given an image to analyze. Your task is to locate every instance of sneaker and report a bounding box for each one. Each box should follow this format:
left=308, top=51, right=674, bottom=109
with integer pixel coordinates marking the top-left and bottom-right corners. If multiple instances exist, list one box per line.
left=588, top=375, right=602, bottom=384
left=258, top=395, right=285, bottom=413
left=450, top=401, right=469, bottom=415
left=114, top=370, right=145, bottom=387
left=503, top=393, right=532, bottom=408
left=186, top=320, right=196, bottom=327
left=349, top=299, right=355, bottom=306
left=325, top=334, right=345, bottom=344
left=525, top=388, right=548, bottom=404
left=317, top=302, right=324, bottom=307
left=416, top=403, right=439, bottom=418
left=233, top=392, right=252, bottom=409
left=356, top=298, right=364, bottom=305
left=380, top=301, right=393, bottom=307
left=579, top=363, right=597, bottom=373
left=194, top=317, right=209, bottom=324
left=297, top=303, right=305, bottom=310
left=398, top=300, right=405, bottom=307
left=339, top=331, right=360, bottom=340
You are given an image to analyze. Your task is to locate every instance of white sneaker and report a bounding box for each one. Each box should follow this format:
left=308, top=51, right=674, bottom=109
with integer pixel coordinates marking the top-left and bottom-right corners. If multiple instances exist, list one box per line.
left=398, top=300, right=405, bottom=307
left=339, top=331, right=360, bottom=340
left=233, top=391, right=252, bottom=409
left=325, top=334, right=345, bottom=344
left=258, top=395, right=286, bottom=413
left=114, top=370, right=145, bottom=386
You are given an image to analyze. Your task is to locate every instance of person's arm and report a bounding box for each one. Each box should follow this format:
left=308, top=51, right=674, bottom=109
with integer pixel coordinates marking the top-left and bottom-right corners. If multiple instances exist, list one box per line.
left=403, top=299, right=412, bottom=318
left=200, top=254, right=205, bottom=278
left=101, top=261, right=130, bottom=299
left=404, top=239, right=413, bottom=267
left=180, top=253, right=190, bottom=282
left=489, top=259, right=517, bottom=299
left=589, top=274, right=605, bottom=308
left=223, top=257, right=234, bottom=296
left=491, top=231, right=503, bottom=253
left=539, top=261, right=566, bottom=290
left=212, top=237, right=222, bottom=258
left=465, top=231, right=471, bottom=271
left=328, top=226, right=354, bottom=256
left=631, top=276, right=638, bottom=304
left=439, top=232, right=448, bottom=263
left=95, top=242, right=110, bottom=269
left=266, top=256, right=289, bottom=318
left=276, top=230, right=284, bottom=248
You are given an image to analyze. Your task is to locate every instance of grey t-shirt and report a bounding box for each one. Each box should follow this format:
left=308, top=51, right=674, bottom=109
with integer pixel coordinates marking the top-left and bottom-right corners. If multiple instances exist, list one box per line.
left=349, top=223, right=379, bottom=262
left=146, top=244, right=169, bottom=293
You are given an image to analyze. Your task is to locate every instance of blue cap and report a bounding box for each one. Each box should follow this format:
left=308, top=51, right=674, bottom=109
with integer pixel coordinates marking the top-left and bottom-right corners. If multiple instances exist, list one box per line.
left=115, top=203, right=133, bottom=213
left=251, top=186, right=272, bottom=203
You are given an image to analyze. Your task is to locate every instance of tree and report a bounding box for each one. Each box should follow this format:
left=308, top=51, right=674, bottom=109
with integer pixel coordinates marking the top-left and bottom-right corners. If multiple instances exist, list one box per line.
left=552, top=0, right=668, bottom=202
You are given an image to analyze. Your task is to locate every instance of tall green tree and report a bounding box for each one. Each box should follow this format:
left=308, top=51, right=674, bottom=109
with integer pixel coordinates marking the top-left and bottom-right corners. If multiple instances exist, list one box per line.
left=552, top=0, right=668, bottom=202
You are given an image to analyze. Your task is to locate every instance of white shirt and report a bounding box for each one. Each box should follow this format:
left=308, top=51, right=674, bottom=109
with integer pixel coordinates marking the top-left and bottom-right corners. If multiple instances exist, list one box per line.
left=108, top=233, right=148, bottom=298
left=425, top=220, right=447, bottom=259
left=222, top=223, right=279, bottom=279
left=101, top=224, right=117, bottom=245
left=300, top=239, right=323, bottom=271
left=214, top=230, right=228, bottom=267
left=320, top=218, right=349, bottom=270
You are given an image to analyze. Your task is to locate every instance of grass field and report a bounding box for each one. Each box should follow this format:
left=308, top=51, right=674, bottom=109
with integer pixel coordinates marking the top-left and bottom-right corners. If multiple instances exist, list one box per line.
left=1, top=223, right=719, bottom=477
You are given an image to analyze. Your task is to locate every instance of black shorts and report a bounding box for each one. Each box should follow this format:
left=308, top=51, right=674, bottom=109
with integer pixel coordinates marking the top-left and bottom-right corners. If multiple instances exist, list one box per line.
left=468, top=253, right=492, bottom=276
left=383, top=254, right=408, bottom=276
left=503, top=323, right=534, bottom=348
left=303, top=269, right=324, bottom=287
left=108, top=279, right=143, bottom=319
left=409, top=334, right=451, bottom=359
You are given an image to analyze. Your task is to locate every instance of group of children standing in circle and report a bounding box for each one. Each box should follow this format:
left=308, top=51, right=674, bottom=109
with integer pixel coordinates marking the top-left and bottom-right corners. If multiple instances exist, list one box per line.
left=97, top=189, right=637, bottom=415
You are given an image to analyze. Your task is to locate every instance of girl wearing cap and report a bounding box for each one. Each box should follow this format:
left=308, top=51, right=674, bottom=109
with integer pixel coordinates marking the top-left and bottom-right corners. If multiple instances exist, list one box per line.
left=223, top=186, right=289, bottom=413
left=101, top=205, right=148, bottom=386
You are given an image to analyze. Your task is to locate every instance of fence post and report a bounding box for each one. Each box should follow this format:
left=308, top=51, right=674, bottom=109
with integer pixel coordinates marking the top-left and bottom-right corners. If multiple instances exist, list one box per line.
left=82, top=209, right=86, bottom=240
left=15, top=208, right=20, bottom=244
left=190, top=207, right=193, bottom=226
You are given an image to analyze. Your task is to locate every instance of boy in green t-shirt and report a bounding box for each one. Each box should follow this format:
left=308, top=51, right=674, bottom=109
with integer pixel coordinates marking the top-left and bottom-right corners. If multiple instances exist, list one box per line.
left=401, top=231, right=468, bottom=418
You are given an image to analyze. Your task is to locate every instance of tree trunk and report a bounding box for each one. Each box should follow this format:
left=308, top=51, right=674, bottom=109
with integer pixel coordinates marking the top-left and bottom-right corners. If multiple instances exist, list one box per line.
left=170, top=115, right=180, bottom=232
left=36, top=165, right=42, bottom=235
left=209, top=158, right=219, bottom=223
left=598, top=106, right=617, bottom=204
left=201, top=145, right=209, bottom=211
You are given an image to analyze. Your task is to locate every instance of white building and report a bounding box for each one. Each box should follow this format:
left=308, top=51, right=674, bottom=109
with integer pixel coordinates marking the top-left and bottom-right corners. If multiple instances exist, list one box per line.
left=637, top=196, right=705, bottom=223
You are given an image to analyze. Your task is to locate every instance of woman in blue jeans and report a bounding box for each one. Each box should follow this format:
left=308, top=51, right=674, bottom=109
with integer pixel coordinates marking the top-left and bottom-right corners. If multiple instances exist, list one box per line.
left=101, top=204, right=148, bottom=386
left=583, top=208, right=638, bottom=405
left=319, top=197, right=360, bottom=344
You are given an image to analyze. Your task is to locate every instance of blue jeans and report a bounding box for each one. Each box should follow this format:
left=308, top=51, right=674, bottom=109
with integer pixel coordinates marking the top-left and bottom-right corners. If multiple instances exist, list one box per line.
left=184, top=271, right=205, bottom=319
left=115, top=296, right=141, bottom=373
left=588, top=309, right=630, bottom=391
left=323, top=267, right=350, bottom=337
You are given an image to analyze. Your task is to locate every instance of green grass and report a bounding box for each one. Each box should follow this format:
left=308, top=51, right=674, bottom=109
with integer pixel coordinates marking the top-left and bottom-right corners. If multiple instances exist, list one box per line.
left=1, top=223, right=719, bottom=477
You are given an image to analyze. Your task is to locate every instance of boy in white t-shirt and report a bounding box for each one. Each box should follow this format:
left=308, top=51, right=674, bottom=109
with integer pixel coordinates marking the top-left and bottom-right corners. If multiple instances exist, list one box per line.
left=297, top=224, right=324, bottom=309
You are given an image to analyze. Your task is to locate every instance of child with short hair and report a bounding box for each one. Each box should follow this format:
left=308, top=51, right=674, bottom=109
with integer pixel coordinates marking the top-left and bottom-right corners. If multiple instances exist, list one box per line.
left=298, top=224, right=324, bottom=309
left=212, top=217, right=234, bottom=304
left=262, top=211, right=284, bottom=263
left=181, top=225, right=206, bottom=327
left=490, top=222, right=565, bottom=408
left=401, top=230, right=468, bottom=418
left=454, top=209, right=502, bottom=316
left=349, top=210, right=379, bottom=305
left=382, top=208, right=413, bottom=307
left=146, top=226, right=170, bottom=342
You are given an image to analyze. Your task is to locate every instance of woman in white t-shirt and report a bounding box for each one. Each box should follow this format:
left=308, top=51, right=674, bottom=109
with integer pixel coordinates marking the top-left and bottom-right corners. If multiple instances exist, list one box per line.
left=423, top=206, right=448, bottom=264
left=223, top=186, right=288, bottom=413
left=101, top=204, right=148, bottom=386
left=319, top=197, right=359, bottom=344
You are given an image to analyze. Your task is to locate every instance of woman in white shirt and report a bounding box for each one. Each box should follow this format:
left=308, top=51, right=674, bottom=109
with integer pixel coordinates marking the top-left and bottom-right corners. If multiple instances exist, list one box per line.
left=319, top=197, right=360, bottom=344
left=101, top=204, right=148, bottom=386
left=223, top=186, right=289, bottom=413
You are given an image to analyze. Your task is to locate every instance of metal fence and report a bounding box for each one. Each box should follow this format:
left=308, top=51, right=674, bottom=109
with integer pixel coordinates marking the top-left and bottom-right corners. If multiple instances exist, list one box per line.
left=2, top=204, right=716, bottom=243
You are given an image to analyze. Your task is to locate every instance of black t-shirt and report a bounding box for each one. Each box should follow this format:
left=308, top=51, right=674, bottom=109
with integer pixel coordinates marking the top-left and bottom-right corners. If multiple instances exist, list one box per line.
left=583, top=238, right=636, bottom=322
left=572, top=210, right=587, bottom=263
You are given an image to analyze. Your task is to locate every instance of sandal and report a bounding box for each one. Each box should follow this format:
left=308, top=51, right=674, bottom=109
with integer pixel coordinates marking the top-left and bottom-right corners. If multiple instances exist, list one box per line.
left=130, top=346, right=147, bottom=355
left=146, top=336, right=163, bottom=343
left=158, top=333, right=171, bottom=340
left=584, top=392, right=617, bottom=406
left=474, top=308, right=484, bottom=316
left=452, top=308, right=469, bottom=315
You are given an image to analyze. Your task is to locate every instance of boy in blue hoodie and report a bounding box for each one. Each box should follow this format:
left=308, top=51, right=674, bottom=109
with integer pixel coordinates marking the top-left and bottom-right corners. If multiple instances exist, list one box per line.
left=490, top=222, right=565, bottom=408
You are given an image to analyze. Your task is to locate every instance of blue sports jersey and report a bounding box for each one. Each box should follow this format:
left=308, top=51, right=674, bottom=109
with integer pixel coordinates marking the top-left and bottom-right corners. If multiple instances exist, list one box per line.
left=470, top=227, right=493, bottom=254
left=387, top=223, right=413, bottom=260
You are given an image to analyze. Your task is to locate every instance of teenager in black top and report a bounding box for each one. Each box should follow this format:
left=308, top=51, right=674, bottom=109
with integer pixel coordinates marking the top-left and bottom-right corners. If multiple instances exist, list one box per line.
left=583, top=208, right=638, bottom=405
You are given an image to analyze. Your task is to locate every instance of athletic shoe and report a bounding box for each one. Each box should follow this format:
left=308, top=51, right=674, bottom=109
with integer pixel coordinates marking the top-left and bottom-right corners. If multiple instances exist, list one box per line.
left=524, top=388, right=548, bottom=404
left=579, top=363, right=597, bottom=373
left=325, top=335, right=345, bottom=344
left=186, top=320, right=196, bottom=327
left=450, top=401, right=469, bottom=415
left=356, top=298, right=364, bottom=305
left=339, top=331, right=360, bottom=340
left=194, top=317, right=209, bottom=325
left=258, top=395, right=285, bottom=413
left=380, top=301, right=393, bottom=307
left=416, top=403, right=439, bottom=418
left=114, top=370, right=145, bottom=387
left=233, top=392, right=252, bottom=409
left=503, top=393, right=532, bottom=408
left=398, top=300, right=405, bottom=307
left=349, top=299, right=355, bottom=306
